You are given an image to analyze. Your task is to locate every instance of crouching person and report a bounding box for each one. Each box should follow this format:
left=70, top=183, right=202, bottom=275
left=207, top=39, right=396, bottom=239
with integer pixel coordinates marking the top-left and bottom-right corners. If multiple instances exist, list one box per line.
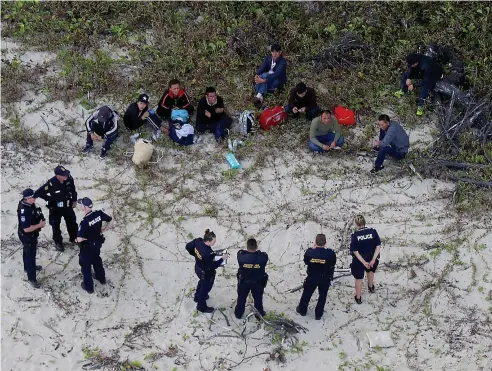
left=371, top=114, right=409, bottom=173
left=285, top=82, right=320, bottom=120
left=82, top=105, right=119, bottom=159
left=76, top=197, right=112, bottom=294
left=308, top=110, right=344, bottom=152
left=196, top=87, right=233, bottom=141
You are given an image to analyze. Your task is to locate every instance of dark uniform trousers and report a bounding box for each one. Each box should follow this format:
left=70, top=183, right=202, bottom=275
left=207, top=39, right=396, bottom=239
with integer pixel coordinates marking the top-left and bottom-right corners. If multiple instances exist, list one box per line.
left=79, top=242, right=105, bottom=291
left=49, top=206, right=78, bottom=244
left=234, top=280, right=265, bottom=318
left=20, top=235, right=37, bottom=281
left=298, top=273, right=331, bottom=318
left=194, top=265, right=215, bottom=311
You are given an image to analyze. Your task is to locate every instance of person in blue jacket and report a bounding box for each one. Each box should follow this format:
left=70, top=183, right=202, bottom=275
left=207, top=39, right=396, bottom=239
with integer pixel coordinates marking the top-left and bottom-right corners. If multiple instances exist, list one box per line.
left=371, top=114, right=410, bottom=173
left=186, top=229, right=230, bottom=313
left=253, top=44, right=287, bottom=108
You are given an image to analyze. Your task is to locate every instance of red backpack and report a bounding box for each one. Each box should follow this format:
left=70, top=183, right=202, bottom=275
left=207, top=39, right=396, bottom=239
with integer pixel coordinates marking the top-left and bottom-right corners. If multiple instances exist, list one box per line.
left=259, top=106, right=288, bottom=131
left=333, top=106, right=356, bottom=126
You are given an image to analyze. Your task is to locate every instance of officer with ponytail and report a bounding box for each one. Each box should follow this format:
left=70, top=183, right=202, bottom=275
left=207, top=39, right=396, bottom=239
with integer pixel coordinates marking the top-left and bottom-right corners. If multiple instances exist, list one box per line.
left=186, top=229, right=230, bottom=313
left=350, top=214, right=381, bottom=304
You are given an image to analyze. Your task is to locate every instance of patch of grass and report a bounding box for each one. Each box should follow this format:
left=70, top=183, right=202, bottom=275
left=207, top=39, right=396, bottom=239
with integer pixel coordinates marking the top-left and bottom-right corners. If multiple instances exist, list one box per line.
left=204, top=206, right=218, bottom=218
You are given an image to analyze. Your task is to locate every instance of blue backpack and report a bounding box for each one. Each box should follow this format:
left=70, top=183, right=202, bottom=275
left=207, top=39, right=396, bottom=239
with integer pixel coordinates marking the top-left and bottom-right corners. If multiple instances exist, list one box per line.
left=171, top=109, right=190, bottom=124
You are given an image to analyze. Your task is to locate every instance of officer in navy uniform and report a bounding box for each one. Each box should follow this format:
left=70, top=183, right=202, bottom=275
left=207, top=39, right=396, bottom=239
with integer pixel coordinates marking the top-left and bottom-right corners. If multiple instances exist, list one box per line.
left=17, top=188, right=46, bottom=288
left=185, top=229, right=230, bottom=313
left=34, top=165, right=78, bottom=252
left=350, top=214, right=381, bottom=304
left=76, top=197, right=113, bottom=294
left=296, top=234, right=337, bottom=320
left=234, top=238, right=269, bottom=319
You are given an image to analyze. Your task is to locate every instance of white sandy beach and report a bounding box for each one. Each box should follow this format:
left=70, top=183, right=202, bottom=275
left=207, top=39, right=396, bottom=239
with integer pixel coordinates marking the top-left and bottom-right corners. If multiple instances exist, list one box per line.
left=2, top=40, right=492, bottom=371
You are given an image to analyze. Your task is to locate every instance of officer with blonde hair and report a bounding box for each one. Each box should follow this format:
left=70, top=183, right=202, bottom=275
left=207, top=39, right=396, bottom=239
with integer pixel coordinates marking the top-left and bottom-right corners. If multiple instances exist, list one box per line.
left=350, top=215, right=381, bottom=304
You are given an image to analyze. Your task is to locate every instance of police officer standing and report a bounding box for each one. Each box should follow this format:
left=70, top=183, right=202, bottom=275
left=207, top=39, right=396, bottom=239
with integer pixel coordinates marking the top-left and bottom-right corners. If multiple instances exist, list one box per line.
left=234, top=238, right=268, bottom=319
left=17, top=188, right=46, bottom=288
left=296, top=234, right=337, bottom=320
left=76, top=197, right=113, bottom=294
left=185, top=229, right=230, bottom=313
left=350, top=215, right=381, bottom=304
left=34, top=165, right=78, bottom=252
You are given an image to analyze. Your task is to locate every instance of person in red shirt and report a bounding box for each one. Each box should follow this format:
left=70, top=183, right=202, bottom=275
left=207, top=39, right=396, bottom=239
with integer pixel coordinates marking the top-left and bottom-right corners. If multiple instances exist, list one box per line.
left=156, top=79, right=194, bottom=119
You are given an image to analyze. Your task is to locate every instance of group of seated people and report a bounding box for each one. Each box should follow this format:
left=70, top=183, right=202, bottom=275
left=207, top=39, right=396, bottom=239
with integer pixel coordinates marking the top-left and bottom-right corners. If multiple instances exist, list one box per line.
left=81, top=43, right=414, bottom=172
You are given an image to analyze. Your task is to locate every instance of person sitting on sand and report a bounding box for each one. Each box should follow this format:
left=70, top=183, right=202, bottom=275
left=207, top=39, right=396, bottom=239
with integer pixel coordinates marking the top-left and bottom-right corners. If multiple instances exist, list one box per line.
left=252, top=44, right=287, bottom=108
left=196, top=87, right=233, bottom=141
left=123, top=94, right=163, bottom=142
left=308, top=110, right=344, bottom=153
left=350, top=214, right=381, bottom=304
left=371, top=114, right=409, bottom=173
left=285, top=82, right=320, bottom=120
left=156, top=79, right=194, bottom=120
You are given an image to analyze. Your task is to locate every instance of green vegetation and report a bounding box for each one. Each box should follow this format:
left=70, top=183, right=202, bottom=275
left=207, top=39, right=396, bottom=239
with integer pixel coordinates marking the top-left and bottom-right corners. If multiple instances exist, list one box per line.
left=2, top=2, right=490, bottom=213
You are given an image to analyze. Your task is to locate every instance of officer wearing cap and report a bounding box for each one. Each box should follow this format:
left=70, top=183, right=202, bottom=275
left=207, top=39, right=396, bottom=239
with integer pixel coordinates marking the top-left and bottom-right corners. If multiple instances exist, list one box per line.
left=17, top=188, right=46, bottom=288
left=34, top=166, right=78, bottom=252
left=76, top=197, right=113, bottom=294
left=350, top=214, right=381, bottom=304
left=234, top=238, right=269, bottom=319
left=296, top=234, right=337, bottom=320
left=82, top=105, right=119, bottom=159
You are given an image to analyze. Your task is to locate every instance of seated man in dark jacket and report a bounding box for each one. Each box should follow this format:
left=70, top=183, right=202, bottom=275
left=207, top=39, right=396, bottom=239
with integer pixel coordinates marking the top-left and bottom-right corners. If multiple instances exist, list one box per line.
left=395, top=53, right=443, bottom=116
left=156, top=79, right=194, bottom=119
left=284, top=82, right=320, bottom=120
left=196, top=87, right=233, bottom=141
left=82, top=105, right=119, bottom=159
left=253, top=44, right=287, bottom=108
left=123, top=94, right=162, bottom=141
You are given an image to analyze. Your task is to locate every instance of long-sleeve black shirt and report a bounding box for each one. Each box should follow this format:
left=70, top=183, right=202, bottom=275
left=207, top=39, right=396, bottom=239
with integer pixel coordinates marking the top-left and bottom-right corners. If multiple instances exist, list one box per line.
left=123, top=102, right=148, bottom=131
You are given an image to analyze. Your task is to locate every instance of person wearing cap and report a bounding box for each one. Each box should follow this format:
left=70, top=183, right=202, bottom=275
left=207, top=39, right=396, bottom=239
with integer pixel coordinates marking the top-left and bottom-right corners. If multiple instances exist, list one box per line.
left=350, top=215, right=381, bottom=304
left=123, top=94, right=163, bottom=141
left=296, top=234, right=336, bottom=320
left=284, top=82, right=320, bottom=120
left=253, top=44, right=287, bottom=108
left=17, top=188, right=46, bottom=288
left=394, top=53, right=443, bottom=116
left=82, top=105, right=119, bottom=159
left=34, top=166, right=78, bottom=252
left=76, top=197, right=113, bottom=294
left=196, top=87, right=233, bottom=141
left=156, top=79, right=194, bottom=120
